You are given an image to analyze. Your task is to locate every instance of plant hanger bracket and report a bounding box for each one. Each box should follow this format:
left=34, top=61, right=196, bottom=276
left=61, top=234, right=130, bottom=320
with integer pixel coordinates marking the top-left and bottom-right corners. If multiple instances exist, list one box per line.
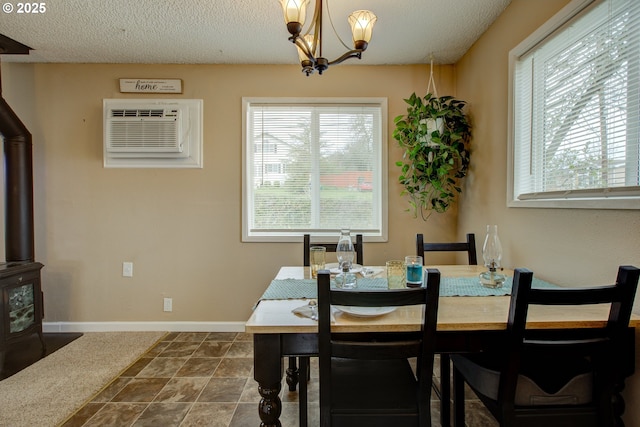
left=426, top=56, right=438, bottom=98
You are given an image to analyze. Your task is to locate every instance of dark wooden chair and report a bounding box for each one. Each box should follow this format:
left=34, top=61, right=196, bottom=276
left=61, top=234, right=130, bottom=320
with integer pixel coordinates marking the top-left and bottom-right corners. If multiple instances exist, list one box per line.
left=416, top=233, right=477, bottom=265
left=416, top=232, right=477, bottom=425
left=292, top=233, right=365, bottom=425
left=451, top=265, right=640, bottom=427
left=316, top=268, right=441, bottom=426
left=303, top=233, right=364, bottom=266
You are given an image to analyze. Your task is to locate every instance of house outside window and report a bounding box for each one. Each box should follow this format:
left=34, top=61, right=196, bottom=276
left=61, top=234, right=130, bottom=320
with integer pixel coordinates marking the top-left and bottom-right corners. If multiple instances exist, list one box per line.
left=242, top=98, right=388, bottom=242
left=508, top=0, right=640, bottom=209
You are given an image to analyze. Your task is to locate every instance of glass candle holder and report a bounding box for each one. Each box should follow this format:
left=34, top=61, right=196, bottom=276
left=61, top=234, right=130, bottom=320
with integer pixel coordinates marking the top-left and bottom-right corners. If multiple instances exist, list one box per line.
left=479, top=225, right=506, bottom=288
left=404, top=255, right=423, bottom=287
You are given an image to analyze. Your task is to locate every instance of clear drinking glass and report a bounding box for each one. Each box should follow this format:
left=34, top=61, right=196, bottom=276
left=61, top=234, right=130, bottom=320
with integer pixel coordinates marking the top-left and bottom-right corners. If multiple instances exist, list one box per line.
left=309, top=246, right=326, bottom=278
left=386, top=260, right=406, bottom=289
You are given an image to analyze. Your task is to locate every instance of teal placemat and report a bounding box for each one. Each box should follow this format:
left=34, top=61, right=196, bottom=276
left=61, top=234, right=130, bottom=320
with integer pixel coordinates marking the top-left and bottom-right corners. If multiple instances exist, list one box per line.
left=260, top=276, right=558, bottom=300
left=441, top=276, right=558, bottom=296
left=260, top=278, right=388, bottom=300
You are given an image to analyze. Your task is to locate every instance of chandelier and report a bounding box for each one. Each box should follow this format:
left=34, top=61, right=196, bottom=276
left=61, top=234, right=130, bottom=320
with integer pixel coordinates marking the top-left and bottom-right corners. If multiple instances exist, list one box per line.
left=279, top=0, right=377, bottom=76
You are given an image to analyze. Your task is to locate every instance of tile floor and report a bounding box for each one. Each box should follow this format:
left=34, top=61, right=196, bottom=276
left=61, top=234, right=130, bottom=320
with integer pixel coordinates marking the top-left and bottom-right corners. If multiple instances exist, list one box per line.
left=61, top=331, right=498, bottom=427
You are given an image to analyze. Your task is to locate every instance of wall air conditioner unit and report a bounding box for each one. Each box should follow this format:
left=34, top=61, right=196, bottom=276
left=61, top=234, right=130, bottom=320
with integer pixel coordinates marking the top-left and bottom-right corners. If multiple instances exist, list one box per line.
left=103, top=99, right=203, bottom=168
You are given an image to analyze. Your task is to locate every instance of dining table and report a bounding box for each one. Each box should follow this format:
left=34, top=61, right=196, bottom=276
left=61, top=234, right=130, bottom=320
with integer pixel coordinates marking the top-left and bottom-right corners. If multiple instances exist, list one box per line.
left=245, top=264, right=640, bottom=427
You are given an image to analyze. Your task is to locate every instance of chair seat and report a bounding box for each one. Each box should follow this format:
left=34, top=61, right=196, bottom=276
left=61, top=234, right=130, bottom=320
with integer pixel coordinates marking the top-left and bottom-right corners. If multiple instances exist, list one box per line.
left=451, top=354, right=593, bottom=406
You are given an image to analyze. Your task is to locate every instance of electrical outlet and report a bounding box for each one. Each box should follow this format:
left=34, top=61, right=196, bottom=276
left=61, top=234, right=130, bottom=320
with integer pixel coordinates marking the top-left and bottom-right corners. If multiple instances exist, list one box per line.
left=163, top=297, right=173, bottom=312
left=122, top=262, right=133, bottom=277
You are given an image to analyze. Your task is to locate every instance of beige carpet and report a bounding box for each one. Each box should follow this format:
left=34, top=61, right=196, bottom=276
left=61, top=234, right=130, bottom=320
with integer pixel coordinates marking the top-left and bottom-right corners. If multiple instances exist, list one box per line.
left=0, top=331, right=166, bottom=427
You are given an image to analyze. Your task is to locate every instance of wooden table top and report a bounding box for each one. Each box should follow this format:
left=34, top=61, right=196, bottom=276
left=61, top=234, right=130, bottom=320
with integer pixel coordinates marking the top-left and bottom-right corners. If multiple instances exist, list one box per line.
left=245, top=265, right=640, bottom=334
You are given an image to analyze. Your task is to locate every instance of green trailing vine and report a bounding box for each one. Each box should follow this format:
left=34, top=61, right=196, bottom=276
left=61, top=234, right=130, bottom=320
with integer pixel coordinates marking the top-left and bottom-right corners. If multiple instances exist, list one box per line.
left=393, top=92, right=471, bottom=220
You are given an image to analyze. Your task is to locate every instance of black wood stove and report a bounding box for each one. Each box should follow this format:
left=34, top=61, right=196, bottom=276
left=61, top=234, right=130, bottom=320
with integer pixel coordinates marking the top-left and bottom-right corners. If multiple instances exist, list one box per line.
left=0, top=34, right=45, bottom=374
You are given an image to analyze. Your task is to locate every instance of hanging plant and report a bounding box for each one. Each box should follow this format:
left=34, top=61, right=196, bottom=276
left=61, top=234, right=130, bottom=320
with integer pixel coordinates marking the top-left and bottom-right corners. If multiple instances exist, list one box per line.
left=392, top=92, right=471, bottom=220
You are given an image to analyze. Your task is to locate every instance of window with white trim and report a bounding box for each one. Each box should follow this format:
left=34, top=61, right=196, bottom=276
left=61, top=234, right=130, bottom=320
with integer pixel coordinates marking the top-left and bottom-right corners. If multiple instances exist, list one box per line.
left=509, top=0, right=640, bottom=209
left=242, top=98, right=388, bottom=242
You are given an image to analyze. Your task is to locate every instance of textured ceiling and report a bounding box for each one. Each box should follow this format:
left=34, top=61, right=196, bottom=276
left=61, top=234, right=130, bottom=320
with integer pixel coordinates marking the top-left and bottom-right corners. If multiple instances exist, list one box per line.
left=0, top=0, right=511, bottom=65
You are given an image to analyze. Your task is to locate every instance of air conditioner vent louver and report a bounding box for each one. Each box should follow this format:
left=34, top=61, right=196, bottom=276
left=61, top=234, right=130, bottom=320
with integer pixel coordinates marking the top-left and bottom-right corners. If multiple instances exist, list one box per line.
left=109, top=121, right=178, bottom=149
left=105, top=107, right=182, bottom=155
left=111, top=109, right=170, bottom=118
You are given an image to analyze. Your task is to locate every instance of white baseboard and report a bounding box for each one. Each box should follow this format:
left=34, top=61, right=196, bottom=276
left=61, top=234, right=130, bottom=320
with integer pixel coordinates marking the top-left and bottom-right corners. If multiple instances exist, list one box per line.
left=43, top=321, right=246, bottom=333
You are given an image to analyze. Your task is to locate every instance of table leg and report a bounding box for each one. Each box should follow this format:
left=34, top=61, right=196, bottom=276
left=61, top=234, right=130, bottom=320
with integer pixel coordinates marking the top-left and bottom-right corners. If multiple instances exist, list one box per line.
left=254, top=334, right=285, bottom=427
left=286, top=356, right=299, bottom=391
left=258, top=383, right=282, bottom=427
left=612, top=375, right=629, bottom=427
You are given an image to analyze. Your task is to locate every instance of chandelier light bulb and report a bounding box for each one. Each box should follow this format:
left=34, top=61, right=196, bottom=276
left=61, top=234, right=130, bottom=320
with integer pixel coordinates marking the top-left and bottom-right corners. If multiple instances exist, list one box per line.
left=280, top=0, right=310, bottom=35
left=348, top=10, right=377, bottom=48
left=296, top=34, right=316, bottom=60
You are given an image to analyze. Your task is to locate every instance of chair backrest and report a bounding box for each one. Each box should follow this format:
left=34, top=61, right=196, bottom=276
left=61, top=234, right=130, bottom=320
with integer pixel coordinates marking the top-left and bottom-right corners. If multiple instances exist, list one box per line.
left=500, top=266, right=640, bottom=411
left=317, top=269, right=441, bottom=424
left=304, top=233, right=364, bottom=266
left=416, top=233, right=477, bottom=265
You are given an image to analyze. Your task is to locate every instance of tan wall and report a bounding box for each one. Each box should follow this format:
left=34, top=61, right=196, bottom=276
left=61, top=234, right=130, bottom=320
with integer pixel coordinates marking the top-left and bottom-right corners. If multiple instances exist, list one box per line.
left=455, top=0, right=640, bottom=423
left=0, top=62, right=460, bottom=323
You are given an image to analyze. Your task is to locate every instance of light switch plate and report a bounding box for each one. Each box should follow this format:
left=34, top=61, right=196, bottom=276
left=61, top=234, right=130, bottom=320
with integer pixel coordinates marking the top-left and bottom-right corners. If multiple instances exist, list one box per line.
left=122, top=262, right=133, bottom=277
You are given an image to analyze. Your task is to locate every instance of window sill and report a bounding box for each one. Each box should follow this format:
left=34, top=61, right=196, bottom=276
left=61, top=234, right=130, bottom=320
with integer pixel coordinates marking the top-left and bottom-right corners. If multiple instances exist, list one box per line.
left=507, top=197, right=640, bottom=210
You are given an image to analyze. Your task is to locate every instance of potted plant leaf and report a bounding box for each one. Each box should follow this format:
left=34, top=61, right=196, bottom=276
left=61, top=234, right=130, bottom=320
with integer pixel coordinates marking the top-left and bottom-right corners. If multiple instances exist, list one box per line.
left=392, top=92, right=471, bottom=220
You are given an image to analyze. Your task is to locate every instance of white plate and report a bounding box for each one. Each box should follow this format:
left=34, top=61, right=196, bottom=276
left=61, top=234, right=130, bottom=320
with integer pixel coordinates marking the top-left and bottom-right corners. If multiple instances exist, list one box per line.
left=334, top=306, right=397, bottom=317
left=328, top=263, right=363, bottom=274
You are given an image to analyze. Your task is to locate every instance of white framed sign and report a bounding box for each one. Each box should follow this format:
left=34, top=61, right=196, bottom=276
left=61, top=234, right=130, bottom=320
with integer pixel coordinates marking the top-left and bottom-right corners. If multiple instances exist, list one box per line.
left=119, top=79, right=183, bottom=94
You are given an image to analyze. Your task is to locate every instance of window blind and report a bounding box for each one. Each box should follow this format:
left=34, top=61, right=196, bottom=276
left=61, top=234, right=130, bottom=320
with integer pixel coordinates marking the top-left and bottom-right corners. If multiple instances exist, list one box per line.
left=512, top=0, right=640, bottom=204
